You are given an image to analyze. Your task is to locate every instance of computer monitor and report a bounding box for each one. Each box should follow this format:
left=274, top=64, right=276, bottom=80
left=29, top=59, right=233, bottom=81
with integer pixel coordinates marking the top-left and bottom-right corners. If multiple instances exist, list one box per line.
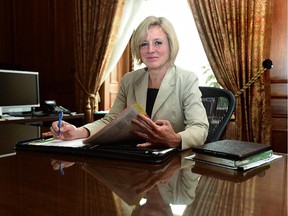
left=0, top=69, right=40, bottom=115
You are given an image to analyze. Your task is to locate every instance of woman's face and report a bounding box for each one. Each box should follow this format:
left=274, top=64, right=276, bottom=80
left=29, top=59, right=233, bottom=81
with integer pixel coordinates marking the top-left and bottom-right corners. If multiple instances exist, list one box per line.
left=139, top=26, right=170, bottom=70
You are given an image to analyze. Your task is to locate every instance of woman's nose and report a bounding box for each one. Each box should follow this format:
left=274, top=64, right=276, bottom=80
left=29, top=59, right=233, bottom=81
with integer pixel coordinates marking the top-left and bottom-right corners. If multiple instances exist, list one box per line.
left=147, top=44, right=155, bottom=53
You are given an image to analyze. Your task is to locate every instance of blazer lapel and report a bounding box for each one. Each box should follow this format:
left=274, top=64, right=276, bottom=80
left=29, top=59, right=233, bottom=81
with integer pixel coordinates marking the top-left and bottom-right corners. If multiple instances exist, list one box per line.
left=151, top=66, right=176, bottom=118
left=134, top=70, right=149, bottom=109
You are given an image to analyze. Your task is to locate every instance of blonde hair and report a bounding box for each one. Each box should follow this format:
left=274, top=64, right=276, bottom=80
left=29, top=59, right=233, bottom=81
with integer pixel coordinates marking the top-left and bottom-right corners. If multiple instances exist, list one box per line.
left=131, top=16, right=179, bottom=67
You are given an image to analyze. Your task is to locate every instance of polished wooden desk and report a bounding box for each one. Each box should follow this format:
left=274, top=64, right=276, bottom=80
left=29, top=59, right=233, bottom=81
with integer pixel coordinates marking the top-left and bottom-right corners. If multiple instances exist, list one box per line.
left=0, top=113, right=84, bottom=126
left=0, top=125, right=287, bottom=216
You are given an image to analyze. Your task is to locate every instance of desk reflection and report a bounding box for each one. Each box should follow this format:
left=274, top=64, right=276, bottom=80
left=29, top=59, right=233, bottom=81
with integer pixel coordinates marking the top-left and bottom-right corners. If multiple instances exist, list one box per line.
left=51, top=152, right=201, bottom=216
left=1, top=150, right=286, bottom=216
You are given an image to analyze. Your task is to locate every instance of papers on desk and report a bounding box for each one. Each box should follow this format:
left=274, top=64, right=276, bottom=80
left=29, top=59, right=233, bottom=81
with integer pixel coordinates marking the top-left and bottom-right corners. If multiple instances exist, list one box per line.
left=186, top=153, right=282, bottom=170
left=186, top=140, right=282, bottom=171
left=27, top=138, right=86, bottom=148
left=239, top=154, right=282, bottom=170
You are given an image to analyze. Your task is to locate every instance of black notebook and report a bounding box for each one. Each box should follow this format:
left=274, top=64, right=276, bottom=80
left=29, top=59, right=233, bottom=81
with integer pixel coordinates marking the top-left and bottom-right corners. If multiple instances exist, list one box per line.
left=15, top=137, right=177, bottom=164
left=192, top=139, right=271, bottom=160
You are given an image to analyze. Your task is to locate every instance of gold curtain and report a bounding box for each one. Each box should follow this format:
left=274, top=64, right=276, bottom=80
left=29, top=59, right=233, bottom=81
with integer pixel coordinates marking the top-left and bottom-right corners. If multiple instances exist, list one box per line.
left=73, top=0, right=124, bottom=123
left=188, top=0, right=273, bottom=144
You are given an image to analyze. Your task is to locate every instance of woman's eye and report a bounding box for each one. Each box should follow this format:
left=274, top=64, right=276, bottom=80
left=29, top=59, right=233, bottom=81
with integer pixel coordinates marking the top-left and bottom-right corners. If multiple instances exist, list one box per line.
left=139, top=40, right=163, bottom=49
left=154, top=41, right=163, bottom=46
left=140, top=42, right=149, bottom=48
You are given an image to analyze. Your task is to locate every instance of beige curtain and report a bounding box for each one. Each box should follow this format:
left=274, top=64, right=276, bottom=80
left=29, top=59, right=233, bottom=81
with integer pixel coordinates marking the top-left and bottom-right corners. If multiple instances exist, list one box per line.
left=73, top=0, right=124, bottom=123
left=188, top=0, right=273, bottom=144
left=103, top=0, right=145, bottom=82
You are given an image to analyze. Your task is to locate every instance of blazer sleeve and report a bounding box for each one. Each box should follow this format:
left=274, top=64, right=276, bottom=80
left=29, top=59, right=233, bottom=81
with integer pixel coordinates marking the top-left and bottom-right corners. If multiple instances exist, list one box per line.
left=83, top=71, right=133, bottom=134
left=177, top=71, right=209, bottom=150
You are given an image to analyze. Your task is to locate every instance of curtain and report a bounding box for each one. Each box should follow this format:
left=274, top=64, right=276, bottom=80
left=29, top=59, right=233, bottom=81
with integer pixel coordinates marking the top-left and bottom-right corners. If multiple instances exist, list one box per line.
left=103, top=0, right=145, bottom=82
left=188, top=0, right=273, bottom=144
left=73, top=0, right=124, bottom=123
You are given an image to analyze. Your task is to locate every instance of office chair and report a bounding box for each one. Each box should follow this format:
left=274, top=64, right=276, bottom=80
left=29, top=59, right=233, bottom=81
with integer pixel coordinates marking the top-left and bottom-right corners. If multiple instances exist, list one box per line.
left=199, top=86, right=236, bottom=144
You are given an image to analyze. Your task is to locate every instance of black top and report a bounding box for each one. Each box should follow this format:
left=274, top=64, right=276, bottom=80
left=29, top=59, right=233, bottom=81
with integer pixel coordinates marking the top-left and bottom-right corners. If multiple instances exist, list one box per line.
left=146, top=88, right=159, bottom=117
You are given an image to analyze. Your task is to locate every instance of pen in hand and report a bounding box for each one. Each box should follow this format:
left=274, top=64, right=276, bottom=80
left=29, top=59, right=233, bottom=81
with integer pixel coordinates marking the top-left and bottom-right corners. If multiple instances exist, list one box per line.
left=57, top=111, right=63, bottom=136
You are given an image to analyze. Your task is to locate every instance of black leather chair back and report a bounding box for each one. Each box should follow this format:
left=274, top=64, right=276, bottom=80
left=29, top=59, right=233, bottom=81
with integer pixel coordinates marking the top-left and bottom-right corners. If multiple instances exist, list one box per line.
left=199, top=86, right=236, bottom=143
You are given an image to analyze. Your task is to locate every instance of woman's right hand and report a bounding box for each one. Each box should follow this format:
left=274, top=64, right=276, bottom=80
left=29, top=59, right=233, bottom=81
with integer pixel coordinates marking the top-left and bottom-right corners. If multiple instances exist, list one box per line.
left=50, top=120, right=89, bottom=140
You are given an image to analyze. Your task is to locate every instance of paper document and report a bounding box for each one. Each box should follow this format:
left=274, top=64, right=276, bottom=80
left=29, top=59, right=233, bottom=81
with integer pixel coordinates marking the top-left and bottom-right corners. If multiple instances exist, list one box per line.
left=83, top=103, right=146, bottom=145
left=239, top=154, right=282, bottom=170
left=28, top=138, right=86, bottom=148
left=185, top=154, right=282, bottom=171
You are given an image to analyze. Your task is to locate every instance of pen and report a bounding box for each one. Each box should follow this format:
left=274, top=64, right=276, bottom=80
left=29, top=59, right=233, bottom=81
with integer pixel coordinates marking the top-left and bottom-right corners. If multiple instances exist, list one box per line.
left=57, top=111, right=63, bottom=136
left=58, top=160, right=64, bottom=175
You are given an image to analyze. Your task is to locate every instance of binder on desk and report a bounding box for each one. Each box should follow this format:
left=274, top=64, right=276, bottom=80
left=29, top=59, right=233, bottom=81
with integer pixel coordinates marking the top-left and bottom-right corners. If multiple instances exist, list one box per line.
left=15, top=103, right=177, bottom=163
left=15, top=137, right=177, bottom=164
left=189, top=139, right=273, bottom=170
left=191, top=140, right=272, bottom=160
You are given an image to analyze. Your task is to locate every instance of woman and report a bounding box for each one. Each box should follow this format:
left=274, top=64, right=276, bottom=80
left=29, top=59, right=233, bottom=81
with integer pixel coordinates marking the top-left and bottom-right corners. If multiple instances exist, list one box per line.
left=50, top=16, right=209, bottom=150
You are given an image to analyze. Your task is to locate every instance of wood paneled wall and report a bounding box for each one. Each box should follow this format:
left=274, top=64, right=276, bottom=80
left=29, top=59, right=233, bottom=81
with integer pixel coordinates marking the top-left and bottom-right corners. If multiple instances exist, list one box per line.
left=270, top=0, right=287, bottom=153
left=0, top=0, right=76, bottom=111
left=0, top=0, right=287, bottom=152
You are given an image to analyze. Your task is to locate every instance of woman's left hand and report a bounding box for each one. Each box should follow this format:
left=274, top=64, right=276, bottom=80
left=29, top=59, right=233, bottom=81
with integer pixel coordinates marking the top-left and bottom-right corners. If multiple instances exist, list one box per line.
left=131, top=114, right=181, bottom=149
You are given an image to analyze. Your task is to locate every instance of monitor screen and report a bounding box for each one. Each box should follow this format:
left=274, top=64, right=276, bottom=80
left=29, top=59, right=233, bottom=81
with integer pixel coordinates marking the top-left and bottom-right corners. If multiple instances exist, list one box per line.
left=0, top=69, right=40, bottom=115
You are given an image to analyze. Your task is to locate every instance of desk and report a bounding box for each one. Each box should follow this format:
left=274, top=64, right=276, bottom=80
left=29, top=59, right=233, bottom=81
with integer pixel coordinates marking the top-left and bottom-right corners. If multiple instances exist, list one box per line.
left=0, top=113, right=84, bottom=126
left=0, top=126, right=287, bottom=216
left=0, top=124, right=41, bottom=156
